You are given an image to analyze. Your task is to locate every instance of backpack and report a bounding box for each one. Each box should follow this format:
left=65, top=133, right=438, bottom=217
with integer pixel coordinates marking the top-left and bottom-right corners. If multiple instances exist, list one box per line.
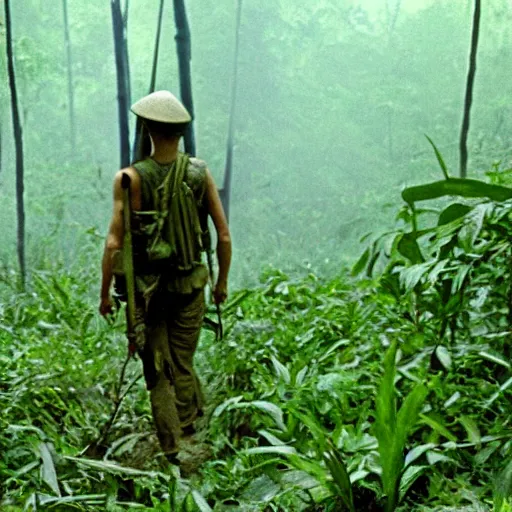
left=132, top=153, right=207, bottom=274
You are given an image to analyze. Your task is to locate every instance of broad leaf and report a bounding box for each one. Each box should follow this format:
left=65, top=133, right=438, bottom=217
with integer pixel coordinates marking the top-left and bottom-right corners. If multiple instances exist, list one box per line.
left=352, top=247, right=370, bottom=276
left=191, top=490, right=214, bottom=511
left=438, top=203, right=472, bottom=226
left=39, top=442, right=60, bottom=497
left=399, top=465, right=427, bottom=501
left=402, top=179, right=512, bottom=205
left=397, top=233, right=424, bottom=264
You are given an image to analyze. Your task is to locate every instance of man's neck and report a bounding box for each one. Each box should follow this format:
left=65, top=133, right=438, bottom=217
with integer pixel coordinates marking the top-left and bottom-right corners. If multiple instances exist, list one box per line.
left=150, top=137, right=180, bottom=164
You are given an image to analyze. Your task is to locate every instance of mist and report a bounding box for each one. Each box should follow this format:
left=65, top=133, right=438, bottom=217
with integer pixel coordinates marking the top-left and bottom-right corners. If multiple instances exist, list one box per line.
left=0, top=0, right=510, bottom=286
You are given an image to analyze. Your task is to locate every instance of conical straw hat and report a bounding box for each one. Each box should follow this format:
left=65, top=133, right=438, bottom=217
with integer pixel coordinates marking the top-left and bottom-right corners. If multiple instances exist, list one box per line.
left=131, top=90, right=191, bottom=123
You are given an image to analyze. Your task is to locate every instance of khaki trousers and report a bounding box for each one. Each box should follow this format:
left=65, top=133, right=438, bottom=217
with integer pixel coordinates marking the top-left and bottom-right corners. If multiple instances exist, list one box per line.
left=141, top=288, right=205, bottom=455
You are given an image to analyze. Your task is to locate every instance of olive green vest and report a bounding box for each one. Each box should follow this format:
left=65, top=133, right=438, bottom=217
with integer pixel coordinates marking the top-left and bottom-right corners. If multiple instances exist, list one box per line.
left=132, top=153, right=209, bottom=295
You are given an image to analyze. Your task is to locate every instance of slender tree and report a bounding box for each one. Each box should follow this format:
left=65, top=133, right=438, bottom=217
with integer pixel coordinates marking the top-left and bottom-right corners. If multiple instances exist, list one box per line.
left=62, top=0, right=76, bottom=150
left=172, top=0, right=195, bottom=156
left=111, top=0, right=131, bottom=168
left=0, top=118, right=3, bottom=176
left=4, top=0, right=26, bottom=285
left=132, top=0, right=165, bottom=162
left=122, top=0, right=131, bottom=108
left=221, top=0, right=243, bottom=222
left=386, top=0, right=402, bottom=35
left=459, top=0, right=481, bottom=178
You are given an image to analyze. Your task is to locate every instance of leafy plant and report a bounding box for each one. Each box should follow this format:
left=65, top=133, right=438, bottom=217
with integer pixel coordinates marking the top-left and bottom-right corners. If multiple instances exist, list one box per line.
left=375, top=342, right=428, bottom=512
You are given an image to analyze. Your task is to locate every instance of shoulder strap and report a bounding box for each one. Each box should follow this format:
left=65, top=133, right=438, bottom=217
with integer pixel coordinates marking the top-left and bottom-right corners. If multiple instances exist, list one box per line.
left=133, top=158, right=169, bottom=211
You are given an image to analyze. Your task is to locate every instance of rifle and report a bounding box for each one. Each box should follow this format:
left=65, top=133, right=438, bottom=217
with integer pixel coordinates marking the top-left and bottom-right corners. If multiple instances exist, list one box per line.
left=121, top=172, right=145, bottom=354
left=203, top=228, right=223, bottom=341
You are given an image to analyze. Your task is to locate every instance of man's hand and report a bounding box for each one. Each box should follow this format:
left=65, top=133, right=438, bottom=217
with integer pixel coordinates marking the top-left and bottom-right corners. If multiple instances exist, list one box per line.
left=213, top=280, right=228, bottom=305
left=99, top=296, right=114, bottom=317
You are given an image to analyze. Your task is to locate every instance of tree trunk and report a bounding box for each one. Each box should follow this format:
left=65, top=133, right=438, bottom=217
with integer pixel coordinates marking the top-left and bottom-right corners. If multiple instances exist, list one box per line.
left=111, top=0, right=131, bottom=168
left=132, top=0, right=164, bottom=162
left=122, top=0, right=131, bottom=108
left=387, top=0, right=402, bottom=35
left=0, top=117, right=3, bottom=176
left=221, top=0, right=243, bottom=222
left=62, top=0, right=76, bottom=151
left=172, top=0, right=195, bottom=156
left=4, top=0, right=26, bottom=286
left=459, top=0, right=481, bottom=179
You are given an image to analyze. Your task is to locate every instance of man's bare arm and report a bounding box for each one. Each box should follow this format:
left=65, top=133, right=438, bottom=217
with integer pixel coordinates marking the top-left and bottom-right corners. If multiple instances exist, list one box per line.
left=205, top=169, right=231, bottom=303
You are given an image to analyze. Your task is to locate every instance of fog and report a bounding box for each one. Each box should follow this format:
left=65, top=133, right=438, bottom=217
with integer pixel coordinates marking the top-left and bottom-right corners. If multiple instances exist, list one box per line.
left=1, top=0, right=511, bottom=286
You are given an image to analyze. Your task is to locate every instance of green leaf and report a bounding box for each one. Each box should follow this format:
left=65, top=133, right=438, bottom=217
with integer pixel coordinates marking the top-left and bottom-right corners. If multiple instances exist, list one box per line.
left=450, top=264, right=471, bottom=293
left=271, top=355, right=291, bottom=384
left=485, top=376, right=512, bottom=408
left=375, top=342, right=397, bottom=510
left=191, top=490, right=213, bottom=511
left=64, top=456, right=172, bottom=480
left=4, top=461, right=40, bottom=486
left=375, top=341, right=429, bottom=512
left=444, top=391, right=461, bottom=408
left=404, top=443, right=437, bottom=467
left=318, top=339, right=350, bottom=363
left=39, top=442, right=60, bottom=497
left=419, top=414, right=457, bottom=442
left=399, top=465, right=427, bottom=501
left=245, top=446, right=297, bottom=456
left=425, top=135, right=450, bottom=179
left=212, top=395, right=243, bottom=418
left=397, top=233, right=424, bottom=264
left=478, top=351, right=511, bottom=369
left=295, top=365, right=309, bottom=386
left=399, top=262, right=431, bottom=292
left=352, top=247, right=370, bottom=276
left=104, top=433, right=148, bottom=460
left=240, top=475, right=281, bottom=503
left=427, top=260, right=449, bottom=285
left=459, top=416, right=481, bottom=447
left=438, top=203, right=472, bottom=226
left=324, top=446, right=355, bottom=512
left=495, top=459, right=512, bottom=511
left=426, top=451, right=455, bottom=466
left=375, top=342, right=398, bottom=456
left=33, top=494, right=108, bottom=506
left=434, top=346, right=452, bottom=371
left=402, top=178, right=512, bottom=205
left=257, top=430, right=287, bottom=447
left=231, top=400, right=286, bottom=431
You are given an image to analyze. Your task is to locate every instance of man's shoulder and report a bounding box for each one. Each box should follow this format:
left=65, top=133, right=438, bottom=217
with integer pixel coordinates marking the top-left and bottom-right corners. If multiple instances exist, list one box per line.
left=188, top=157, right=207, bottom=172
left=114, top=166, right=140, bottom=187
left=187, top=157, right=208, bottom=191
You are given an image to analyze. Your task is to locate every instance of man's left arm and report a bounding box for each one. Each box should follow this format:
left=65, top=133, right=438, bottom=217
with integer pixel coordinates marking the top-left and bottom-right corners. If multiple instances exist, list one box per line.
left=205, top=168, right=232, bottom=304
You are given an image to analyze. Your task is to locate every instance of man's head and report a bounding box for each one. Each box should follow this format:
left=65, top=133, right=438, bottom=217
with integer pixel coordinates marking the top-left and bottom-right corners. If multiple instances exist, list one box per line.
left=131, top=90, right=191, bottom=140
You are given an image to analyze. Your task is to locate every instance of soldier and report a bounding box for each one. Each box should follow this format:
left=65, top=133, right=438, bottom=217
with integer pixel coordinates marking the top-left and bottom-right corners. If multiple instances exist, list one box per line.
left=99, top=90, right=231, bottom=465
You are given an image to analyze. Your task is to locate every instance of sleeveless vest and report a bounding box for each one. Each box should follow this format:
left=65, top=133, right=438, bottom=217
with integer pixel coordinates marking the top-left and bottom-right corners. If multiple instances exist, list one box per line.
left=132, top=153, right=209, bottom=295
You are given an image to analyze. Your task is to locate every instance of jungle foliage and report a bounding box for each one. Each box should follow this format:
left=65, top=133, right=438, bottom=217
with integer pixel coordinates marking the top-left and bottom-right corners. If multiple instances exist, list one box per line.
left=1, top=0, right=512, bottom=511
left=1, top=152, right=511, bottom=509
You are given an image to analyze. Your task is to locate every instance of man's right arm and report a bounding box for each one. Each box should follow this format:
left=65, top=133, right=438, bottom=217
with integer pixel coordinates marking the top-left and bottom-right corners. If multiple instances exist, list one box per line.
left=99, top=172, right=125, bottom=316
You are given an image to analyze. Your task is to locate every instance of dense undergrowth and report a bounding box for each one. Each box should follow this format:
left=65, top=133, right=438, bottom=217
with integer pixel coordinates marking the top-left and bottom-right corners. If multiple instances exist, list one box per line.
left=1, top=166, right=512, bottom=511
